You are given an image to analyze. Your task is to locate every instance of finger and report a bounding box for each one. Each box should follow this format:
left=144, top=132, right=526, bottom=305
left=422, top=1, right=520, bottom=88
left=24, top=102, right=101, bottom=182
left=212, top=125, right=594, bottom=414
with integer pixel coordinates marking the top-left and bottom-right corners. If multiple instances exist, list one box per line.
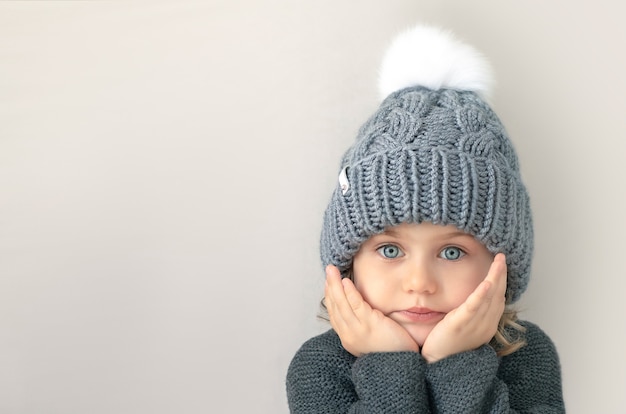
left=493, top=253, right=507, bottom=299
left=484, top=253, right=507, bottom=301
left=324, top=265, right=342, bottom=316
left=324, top=266, right=342, bottom=328
left=462, top=255, right=503, bottom=313
left=324, top=264, right=341, bottom=304
left=325, top=265, right=360, bottom=326
left=463, top=279, right=492, bottom=313
left=341, top=277, right=370, bottom=315
left=465, top=254, right=507, bottom=316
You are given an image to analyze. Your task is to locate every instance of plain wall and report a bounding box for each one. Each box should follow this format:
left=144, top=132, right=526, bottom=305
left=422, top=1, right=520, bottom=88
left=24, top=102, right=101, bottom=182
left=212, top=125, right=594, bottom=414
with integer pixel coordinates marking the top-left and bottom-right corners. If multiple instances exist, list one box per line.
left=1, top=1, right=625, bottom=413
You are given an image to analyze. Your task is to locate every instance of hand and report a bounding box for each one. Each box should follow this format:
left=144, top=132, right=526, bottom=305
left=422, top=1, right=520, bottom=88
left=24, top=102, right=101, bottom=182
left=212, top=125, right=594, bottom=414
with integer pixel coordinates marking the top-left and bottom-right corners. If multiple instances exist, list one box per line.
left=420, top=253, right=507, bottom=363
left=325, top=265, right=419, bottom=357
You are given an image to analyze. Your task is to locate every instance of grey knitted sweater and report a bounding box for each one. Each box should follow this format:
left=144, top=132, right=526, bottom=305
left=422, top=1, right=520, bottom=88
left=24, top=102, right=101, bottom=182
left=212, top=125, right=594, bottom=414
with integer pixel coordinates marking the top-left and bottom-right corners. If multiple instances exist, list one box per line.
left=286, top=320, right=564, bottom=413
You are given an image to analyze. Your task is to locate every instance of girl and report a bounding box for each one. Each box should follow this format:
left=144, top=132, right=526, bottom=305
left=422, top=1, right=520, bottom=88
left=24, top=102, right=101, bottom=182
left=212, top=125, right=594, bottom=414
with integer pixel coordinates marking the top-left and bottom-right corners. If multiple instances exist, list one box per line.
left=286, top=25, right=565, bottom=413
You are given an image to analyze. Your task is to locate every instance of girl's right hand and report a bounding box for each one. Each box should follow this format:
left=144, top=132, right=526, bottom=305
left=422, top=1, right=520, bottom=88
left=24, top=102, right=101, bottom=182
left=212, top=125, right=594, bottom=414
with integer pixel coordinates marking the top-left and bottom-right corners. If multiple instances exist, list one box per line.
left=325, top=265, right=420, bottom=357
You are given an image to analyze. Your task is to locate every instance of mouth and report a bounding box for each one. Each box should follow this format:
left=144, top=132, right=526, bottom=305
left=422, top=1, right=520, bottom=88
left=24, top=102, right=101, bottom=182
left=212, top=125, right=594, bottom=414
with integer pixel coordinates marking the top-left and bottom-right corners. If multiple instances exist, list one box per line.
left=394, top=307, right=445, bottom=323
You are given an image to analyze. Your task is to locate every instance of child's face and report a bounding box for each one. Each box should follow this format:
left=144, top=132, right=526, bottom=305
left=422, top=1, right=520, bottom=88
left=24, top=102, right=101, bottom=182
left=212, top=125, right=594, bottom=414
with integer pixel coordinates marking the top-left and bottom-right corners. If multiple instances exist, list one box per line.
left=352, top=222, right=494, bottom=347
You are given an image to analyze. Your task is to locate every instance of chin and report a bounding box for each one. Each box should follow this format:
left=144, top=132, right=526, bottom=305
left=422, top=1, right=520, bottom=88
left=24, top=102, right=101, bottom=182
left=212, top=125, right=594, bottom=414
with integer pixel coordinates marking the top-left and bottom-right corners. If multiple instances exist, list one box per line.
left=404, top=325, right=433, bottom=347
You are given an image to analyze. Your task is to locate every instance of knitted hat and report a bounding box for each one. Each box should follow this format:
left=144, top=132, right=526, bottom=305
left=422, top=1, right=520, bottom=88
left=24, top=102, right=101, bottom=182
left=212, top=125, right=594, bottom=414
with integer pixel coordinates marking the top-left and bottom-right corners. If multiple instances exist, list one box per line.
left=320, top=25, right=533, bottom=303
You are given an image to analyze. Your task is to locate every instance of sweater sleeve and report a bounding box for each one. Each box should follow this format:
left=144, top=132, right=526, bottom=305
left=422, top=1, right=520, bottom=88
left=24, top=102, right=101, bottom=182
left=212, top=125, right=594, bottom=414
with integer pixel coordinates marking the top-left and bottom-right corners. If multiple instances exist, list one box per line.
left=425, top=321, right=565, bottom=413
left=286, top=330, right=431, bottom=414
left=351, top=352, right=430, bottom=413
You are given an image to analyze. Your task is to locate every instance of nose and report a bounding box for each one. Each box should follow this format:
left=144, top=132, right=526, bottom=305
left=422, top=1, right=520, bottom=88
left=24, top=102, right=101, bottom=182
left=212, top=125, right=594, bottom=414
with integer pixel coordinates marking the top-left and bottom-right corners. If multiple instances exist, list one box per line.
left=402, top=258, right=437, bottom=294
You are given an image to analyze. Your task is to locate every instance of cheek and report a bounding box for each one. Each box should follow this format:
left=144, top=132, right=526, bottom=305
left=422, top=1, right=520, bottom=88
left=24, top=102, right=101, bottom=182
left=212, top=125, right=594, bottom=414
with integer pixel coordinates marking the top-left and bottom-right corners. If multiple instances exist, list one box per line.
left=353, top=276, right=380, bottom=304
left=353, top=271, right=396, bottom=309
left=449, top=283, right=479, bottom=307
left=449, top=265, right=489, bottom=302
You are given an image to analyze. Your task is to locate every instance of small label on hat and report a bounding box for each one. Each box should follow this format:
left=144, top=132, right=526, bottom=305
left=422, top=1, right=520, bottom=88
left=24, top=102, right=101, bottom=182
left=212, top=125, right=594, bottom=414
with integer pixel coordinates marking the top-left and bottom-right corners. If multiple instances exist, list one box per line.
left=339, top=166, right=350, bottom=195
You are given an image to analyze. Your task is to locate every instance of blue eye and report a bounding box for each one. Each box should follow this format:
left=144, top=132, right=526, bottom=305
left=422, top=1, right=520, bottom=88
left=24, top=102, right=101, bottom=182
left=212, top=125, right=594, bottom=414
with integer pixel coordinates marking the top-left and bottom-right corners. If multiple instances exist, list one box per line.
left=440, top=246, right=465, bottom=261
left=377, top=244, right=403, bottom=259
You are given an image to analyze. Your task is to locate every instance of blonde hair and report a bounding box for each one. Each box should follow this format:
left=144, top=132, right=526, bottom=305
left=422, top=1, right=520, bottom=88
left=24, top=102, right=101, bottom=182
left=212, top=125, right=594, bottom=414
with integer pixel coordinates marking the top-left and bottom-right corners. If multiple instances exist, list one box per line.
left=490, top=308, right=527, bottom=357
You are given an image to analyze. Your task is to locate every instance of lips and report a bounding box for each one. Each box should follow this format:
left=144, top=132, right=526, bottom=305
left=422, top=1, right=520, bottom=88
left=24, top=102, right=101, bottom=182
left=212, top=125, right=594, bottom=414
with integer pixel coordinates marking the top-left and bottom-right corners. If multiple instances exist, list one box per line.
left=395, top=307, right=445, bottom=323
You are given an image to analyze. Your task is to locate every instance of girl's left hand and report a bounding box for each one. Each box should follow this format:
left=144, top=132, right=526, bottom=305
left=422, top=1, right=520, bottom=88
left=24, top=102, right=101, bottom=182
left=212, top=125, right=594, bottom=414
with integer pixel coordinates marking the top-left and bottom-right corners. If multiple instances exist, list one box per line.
left=420, top=253, right=507, bottom=363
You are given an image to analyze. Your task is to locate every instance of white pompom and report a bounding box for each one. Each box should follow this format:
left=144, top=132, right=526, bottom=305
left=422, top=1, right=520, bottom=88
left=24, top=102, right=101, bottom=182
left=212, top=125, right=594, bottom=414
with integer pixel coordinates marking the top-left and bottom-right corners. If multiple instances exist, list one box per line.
left=378, top=25, right=494, bottom=99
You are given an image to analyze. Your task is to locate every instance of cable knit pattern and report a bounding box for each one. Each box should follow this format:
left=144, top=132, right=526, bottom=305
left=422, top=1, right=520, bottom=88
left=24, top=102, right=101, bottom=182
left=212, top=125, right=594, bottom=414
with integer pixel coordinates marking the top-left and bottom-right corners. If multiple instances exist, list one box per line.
left=320, top=87, right=533, bottom=303
left=286, top=321, right=564, bottom=413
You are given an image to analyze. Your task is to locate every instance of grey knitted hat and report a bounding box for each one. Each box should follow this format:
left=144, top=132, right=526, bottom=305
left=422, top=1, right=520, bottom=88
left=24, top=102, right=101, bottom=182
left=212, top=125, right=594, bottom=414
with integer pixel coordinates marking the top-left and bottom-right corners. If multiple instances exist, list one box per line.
left=320, top=25, right=533, bottom=303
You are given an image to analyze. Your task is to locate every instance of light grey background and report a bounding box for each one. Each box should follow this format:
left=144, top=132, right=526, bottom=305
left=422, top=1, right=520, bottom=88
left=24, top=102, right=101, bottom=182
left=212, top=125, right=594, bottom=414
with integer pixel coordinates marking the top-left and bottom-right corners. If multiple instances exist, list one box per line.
left=1, top=1, right=625, bottom=413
